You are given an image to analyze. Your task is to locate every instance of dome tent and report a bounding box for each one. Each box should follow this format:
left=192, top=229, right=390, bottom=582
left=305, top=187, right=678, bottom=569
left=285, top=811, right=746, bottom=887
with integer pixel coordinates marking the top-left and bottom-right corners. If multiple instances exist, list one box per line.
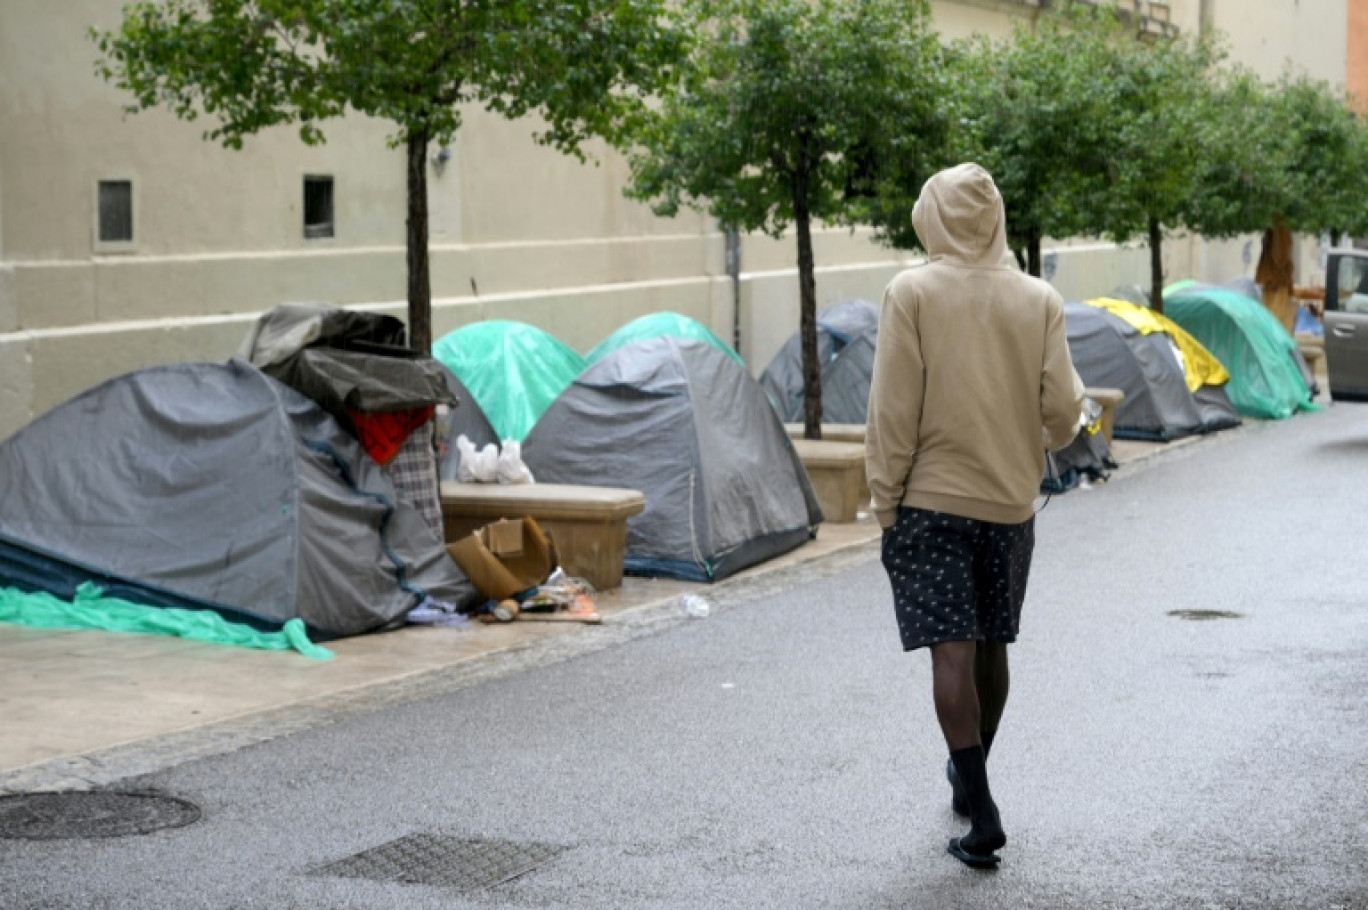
left=1085, top=297, right=1242, bottom=435
left=586, top=311, right=744, bottom=367
left=1065, top=303, right=1233, bottom=441
left=0, top=360, right=476, bottom=639
left=759, top=299, right=879, bottom=424
left=523, top=337, right=823, bottom=582
left=1163, top=285, right=1318, bottom=419
left=432, top=320, right=587, bottom=441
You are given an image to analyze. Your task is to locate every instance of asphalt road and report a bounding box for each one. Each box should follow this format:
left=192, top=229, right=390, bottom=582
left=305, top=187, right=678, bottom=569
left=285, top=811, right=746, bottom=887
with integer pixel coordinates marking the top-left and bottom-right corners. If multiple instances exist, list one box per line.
left=4, top=403, right=1368, bottom=909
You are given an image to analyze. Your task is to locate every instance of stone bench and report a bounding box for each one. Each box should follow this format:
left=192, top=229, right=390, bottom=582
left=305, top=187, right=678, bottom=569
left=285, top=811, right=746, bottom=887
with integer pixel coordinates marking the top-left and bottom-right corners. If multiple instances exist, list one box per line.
left=784, top=423, right=866, bottom=445
left=439, top=482, right=645, bottom=592
left=788, top=438, right=867, bottom=524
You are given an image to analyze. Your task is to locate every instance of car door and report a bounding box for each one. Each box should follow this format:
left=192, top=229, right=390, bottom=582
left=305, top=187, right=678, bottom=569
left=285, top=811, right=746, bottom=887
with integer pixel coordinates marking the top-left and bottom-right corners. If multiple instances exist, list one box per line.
left=1324, top=250, right=1368, bottom=402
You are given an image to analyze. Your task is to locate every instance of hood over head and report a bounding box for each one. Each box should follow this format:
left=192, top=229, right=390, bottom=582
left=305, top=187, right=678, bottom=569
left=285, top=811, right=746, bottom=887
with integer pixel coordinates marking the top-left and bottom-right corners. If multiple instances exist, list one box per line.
left=912, top=163, right=1012, bottom=268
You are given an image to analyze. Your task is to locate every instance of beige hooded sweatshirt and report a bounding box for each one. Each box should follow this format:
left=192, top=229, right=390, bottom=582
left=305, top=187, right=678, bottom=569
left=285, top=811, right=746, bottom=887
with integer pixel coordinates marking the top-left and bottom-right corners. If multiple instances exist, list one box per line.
left=865, top=163, right=1084, bottom=528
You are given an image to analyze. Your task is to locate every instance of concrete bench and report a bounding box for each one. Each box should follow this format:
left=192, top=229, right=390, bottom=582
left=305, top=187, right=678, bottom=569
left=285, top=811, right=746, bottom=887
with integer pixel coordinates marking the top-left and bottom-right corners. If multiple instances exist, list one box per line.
left=439, top=482, right=645, bottom=592
left=788, top=438, right=867, bottom=523
left=1083, top=387, right=1124, bottom=446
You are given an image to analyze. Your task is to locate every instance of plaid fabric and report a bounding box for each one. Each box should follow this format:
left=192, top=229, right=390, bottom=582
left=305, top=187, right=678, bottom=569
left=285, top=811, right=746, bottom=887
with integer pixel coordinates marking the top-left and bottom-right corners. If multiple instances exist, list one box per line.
left=384, top=420, right=443, bottom=540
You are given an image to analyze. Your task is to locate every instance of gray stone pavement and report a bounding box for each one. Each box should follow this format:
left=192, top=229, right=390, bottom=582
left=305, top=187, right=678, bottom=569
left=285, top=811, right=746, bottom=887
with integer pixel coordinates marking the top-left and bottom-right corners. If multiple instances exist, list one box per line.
left=0, top=430, right=1198, bottom=796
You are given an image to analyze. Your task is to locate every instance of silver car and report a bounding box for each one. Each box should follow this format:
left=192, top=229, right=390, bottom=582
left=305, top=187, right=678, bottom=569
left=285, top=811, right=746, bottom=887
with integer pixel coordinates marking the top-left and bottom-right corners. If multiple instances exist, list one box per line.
left=1325, top=249, right=1368, bottom=402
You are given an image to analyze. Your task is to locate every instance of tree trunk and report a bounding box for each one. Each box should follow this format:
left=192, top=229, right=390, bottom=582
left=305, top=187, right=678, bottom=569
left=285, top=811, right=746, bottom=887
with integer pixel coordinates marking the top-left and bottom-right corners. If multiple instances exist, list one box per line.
left=406, top=130, right=433, bottom=354
left=1027, top=229, right=1042, bottom=279
left=1148, top=215, right=1164, bottom=314
left=1331, top=229, right=1343, bottom=248
left=1013, top=247, right=1027, bottom=271
left=794, top=166, right=822, bottom=441
left=1256, top=217, right=1296, bottom=334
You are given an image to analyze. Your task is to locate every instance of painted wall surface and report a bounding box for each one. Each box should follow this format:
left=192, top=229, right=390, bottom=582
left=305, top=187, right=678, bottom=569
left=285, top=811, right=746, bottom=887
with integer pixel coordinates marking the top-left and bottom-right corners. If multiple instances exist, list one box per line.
left=0, top=0, right=1355, bottom=439
left=1350, top=0, right=1368, bottom=108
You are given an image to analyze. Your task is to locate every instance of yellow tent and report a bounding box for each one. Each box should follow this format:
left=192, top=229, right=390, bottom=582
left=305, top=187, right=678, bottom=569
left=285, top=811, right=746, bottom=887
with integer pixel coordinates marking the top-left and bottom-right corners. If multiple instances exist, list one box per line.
left=1086, top=297, right=1229, bottom=392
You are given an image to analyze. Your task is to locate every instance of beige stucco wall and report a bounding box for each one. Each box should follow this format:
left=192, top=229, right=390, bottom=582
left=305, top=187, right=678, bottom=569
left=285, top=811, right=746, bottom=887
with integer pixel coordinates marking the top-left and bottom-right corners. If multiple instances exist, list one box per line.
left=0, top=0, right=1353, bottom=440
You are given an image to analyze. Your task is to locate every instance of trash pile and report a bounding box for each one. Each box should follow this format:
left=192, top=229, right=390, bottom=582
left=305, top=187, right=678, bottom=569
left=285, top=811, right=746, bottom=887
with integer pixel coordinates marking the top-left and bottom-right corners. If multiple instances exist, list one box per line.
left=436, top=516, right=601, bottom=625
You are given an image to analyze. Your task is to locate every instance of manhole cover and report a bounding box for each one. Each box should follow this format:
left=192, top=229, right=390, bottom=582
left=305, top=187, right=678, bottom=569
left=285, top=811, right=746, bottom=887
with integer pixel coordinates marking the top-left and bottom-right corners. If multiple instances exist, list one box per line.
left=312, top=833, right=567, bottom=890
left=1168, top=609, right=1246, bottom=621
left=0, top=791, right=201, bottom=840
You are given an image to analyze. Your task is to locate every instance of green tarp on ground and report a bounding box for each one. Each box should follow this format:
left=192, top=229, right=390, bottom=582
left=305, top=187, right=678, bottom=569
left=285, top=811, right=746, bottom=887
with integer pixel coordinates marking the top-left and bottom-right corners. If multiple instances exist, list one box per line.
left=586, top=312, right=744, bottom=367
left=1164, top=286, right=1319, bottom=419
left=0, top=583, right=333, bottom=658
left=432, top=320, right=587, bottom=441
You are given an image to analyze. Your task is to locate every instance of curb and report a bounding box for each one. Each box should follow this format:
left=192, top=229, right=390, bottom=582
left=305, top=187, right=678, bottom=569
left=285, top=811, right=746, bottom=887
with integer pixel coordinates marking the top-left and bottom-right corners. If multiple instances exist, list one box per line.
left=0, top=530, right=882, bottom=794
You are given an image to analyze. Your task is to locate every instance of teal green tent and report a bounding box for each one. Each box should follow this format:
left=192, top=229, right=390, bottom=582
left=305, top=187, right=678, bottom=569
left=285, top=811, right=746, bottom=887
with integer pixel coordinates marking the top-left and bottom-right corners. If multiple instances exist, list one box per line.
left=586, top=312, right=745, bottom=367
left=432, top=320, right=587, bottom=441
left=1163, top=286, right=1318, bottom=419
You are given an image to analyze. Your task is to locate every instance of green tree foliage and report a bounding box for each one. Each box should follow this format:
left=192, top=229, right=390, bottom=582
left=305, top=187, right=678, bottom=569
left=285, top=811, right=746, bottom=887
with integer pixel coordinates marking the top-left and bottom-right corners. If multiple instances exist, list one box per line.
left=1269, top=76, right=1368, bottom=241
left=93, top=0, right=683, bottom=352
left=624, top=0, right=948, bottom=439
left=1185, top=71, right=1368, bottom=301
left=1181, top=67, right=1291, bottom=243
left=900, top=7, right=1126, bottom=278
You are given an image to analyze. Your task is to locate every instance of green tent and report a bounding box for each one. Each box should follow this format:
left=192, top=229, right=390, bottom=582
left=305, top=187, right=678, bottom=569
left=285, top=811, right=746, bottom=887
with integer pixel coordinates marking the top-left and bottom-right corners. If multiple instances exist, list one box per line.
left=432, top=320, right=587, bottom=441
left=1163, top=286, right=1318, bottom=419
left=586, top=312, right=745, bottom=367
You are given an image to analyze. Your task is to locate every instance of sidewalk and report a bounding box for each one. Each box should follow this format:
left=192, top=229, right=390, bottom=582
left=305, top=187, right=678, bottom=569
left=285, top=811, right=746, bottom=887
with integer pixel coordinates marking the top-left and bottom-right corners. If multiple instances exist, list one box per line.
left=0, top=427, right=1233, bottom=794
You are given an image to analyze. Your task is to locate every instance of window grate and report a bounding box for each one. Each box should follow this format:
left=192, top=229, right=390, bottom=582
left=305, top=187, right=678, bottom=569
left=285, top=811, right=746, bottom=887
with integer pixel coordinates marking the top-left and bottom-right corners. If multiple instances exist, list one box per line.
left=98, top=180, right=134, bottom=244
left=304, top=175, right=334, bottom=239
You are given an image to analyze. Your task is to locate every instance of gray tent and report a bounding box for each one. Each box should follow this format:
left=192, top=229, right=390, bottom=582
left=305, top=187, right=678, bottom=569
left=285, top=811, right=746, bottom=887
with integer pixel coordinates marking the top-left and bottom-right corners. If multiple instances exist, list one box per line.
left=438, top=367, right=502, bottom=480
left=523, top=337, right=823, bottom=582
left=1065, top=303, right=1240, bottom=441
left=760, top=299, right=879, bottom=423
left=0, top=360, right=476, bottom=638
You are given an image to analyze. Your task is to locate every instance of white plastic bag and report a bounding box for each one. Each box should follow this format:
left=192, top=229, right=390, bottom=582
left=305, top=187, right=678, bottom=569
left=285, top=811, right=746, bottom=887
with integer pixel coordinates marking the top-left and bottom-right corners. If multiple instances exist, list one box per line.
left=455, top=435, right=500, bottom=483
left=455, top=435, right=479, bottom=482
left=496, top=439, right=536, bottom=485
left=472, top=443, right=499, bottom=482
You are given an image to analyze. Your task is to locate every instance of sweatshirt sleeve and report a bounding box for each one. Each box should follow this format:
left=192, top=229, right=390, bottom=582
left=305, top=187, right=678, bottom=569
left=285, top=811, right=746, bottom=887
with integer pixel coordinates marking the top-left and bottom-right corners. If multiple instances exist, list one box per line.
left=1041, top=295, right=1086, bottom=452
left=865, top=281, right=924, bottom=529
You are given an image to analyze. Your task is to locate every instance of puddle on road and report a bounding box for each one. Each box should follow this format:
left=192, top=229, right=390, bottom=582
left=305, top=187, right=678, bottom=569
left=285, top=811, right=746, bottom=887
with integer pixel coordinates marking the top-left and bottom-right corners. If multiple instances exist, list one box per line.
left=1167, top=609, right=1246, bottom=621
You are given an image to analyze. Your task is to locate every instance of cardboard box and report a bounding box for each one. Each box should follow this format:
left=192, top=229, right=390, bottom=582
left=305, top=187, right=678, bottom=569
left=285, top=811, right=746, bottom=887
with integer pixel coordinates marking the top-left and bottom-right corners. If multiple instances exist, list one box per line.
left=446, top=517, right=555, bottom=602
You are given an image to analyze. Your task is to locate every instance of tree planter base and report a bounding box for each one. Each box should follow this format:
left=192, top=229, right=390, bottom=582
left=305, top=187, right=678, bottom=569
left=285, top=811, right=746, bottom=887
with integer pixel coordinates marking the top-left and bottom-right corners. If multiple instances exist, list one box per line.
left=789, top=438, right=867, bottom=524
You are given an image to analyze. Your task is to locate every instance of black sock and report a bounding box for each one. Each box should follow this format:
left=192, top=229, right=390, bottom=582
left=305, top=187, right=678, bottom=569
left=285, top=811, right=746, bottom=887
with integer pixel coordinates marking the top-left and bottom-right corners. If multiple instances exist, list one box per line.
left=949, top=745, right=1006, bottom=855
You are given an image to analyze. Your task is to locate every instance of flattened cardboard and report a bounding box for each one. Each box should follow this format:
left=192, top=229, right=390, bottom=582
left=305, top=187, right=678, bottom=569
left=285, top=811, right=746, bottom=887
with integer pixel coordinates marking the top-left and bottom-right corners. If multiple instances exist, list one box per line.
left=446, top=516, right=554, bottom=602
left=487, top=518, right=525, bottom=557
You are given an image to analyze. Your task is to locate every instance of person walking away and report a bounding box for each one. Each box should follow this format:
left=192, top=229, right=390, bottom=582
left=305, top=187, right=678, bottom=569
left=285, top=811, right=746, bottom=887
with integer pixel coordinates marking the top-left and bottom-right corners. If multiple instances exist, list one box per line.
left=865, top=163, right=1084, bottom=869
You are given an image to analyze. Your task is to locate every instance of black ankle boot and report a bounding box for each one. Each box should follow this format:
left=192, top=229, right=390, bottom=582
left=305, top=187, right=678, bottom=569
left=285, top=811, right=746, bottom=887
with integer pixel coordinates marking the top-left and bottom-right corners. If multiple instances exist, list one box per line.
left=947, top=745, right=1006, bottom=868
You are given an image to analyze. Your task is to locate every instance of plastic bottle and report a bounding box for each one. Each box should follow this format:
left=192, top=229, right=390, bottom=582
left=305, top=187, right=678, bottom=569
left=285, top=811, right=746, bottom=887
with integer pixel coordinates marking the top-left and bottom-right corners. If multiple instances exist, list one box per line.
left=680, top=594, right=712, bottom=619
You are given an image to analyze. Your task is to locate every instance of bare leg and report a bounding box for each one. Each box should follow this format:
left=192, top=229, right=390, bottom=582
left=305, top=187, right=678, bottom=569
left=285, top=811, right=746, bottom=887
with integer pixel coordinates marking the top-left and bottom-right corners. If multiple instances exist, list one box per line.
left=931, top=640, right=981, bottom=750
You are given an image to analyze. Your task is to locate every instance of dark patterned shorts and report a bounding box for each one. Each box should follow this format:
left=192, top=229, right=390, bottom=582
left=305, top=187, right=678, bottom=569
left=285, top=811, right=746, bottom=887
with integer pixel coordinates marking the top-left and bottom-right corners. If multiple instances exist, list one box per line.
left=880, top=507, right=1035, bottom=652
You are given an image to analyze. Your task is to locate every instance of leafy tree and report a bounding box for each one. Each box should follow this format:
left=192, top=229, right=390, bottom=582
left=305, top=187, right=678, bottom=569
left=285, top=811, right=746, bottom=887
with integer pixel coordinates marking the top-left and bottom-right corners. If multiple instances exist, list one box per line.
left=899, top=7, right=1126, bottom=278
left=624, top=0, right=948, bottom=439
left=1270, top=76, right=1368, bottom=243
left=1181, top=67, right=1291, bottom=244
left=93, top=0, right=682, bottom=353
left=1185, top=71, right=1368, bottom=327
left=1084, top=22, right=1220, bottom=312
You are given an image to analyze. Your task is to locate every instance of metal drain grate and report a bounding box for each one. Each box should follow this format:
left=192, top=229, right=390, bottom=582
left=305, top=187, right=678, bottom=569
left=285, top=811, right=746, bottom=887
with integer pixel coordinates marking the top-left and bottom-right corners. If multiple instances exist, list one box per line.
left=312, top=833, right=567, bottom=890
left=0, top=791, right=201, bottom=840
